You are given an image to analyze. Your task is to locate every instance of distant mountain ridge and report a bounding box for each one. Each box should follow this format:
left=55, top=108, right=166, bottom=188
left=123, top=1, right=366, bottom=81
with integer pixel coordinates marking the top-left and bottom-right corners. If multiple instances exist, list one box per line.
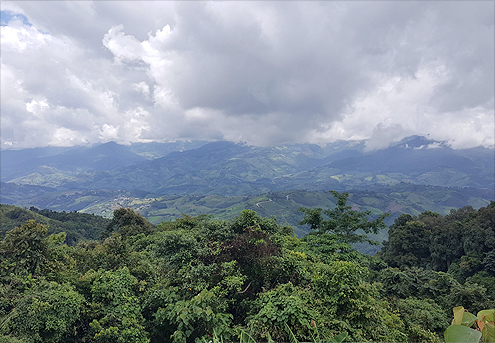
left=0, top=140, right=207, bottom=184
left=2, top=136, right=493, bottom=244
left=1, top=136, right=493, bottom=202
left=390, top=135, right=449, bottom=149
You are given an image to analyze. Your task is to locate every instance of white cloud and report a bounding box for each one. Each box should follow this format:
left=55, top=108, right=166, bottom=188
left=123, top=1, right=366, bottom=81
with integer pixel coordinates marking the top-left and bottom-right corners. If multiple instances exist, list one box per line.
left=102, top=25, right=145, bottom=64
left=50, top=127, right=88, bottom=147
left=97, top=124, right=119, bottom=141
left=26, top=98, right=49, bottom=115
left=1, top=1, right=493, bottom=149
left=133, top=82, right=150, bottom=99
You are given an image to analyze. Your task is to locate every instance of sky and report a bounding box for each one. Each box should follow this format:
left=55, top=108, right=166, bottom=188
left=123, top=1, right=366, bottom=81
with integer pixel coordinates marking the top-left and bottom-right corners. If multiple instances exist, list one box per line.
left=1, top=1, right=494, bottom=150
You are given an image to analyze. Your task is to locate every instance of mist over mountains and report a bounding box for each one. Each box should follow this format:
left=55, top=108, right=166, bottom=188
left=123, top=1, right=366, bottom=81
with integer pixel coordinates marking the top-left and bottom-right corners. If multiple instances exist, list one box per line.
left=1, top=136, right=493, bottom=196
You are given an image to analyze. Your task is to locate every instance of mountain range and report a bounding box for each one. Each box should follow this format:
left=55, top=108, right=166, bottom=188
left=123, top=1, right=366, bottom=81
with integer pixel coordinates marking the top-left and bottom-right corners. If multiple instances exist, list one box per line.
left=1, top=136, right=493, bottom=220
left=2, top=136, right=493, bottom=194
left=1, top=135, right=494, bottom=251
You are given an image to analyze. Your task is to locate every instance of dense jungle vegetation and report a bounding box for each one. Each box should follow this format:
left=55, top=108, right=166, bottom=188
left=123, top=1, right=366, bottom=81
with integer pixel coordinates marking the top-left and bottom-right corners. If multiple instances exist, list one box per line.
left=1, top=192, right=494, bottom=343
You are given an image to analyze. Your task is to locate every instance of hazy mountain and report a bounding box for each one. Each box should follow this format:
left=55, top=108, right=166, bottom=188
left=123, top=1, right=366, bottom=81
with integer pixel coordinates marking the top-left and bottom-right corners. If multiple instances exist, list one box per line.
left=1, top=142, right=141, bottom=181
left=127, top=140, right=210, bottom=159
left=312, top=138, right=493, bottom=189
left=1, top=136, right=493, bottom=199
left=79, top=140, right=368, bottom=194
left=0, top=140, right=209, bottom=183
left=1, top=146, right=73, bottom=180
left=1, top=135, right=493, bottom=249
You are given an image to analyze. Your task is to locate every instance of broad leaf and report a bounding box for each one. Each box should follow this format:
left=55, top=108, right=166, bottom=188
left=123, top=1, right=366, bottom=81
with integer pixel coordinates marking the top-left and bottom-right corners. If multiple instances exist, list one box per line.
left=444, top=325, right=482, bottom=343
left=481, top=322, right=495, bottom=343
left=453, top=306, right=465, bottom=325
left=478, top=309, right=495, bottom=323
left=461, top=311, right=478, bottom=327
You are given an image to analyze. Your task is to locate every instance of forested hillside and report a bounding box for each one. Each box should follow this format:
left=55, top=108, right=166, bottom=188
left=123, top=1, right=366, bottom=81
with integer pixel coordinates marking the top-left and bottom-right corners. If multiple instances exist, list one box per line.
left=2, top=184, right=493, bottom=235
left=3, top=183, right=493, bottom=256
left=1, top=192, right=494, bottom=343
left=0, top=204, right=110, bottom=245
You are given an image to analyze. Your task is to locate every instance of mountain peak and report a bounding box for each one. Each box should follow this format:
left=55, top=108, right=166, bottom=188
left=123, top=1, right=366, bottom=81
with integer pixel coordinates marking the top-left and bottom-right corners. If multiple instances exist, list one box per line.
left=391, top=136, right=448, bottom=149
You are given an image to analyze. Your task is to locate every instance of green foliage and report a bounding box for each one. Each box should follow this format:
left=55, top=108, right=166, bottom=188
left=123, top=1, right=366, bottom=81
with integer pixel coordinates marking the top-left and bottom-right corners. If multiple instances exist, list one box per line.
left=34, top=208, right=111, bottom=244
left=445, top=307, right=495, bottom=343
left=0, top=334, right=29, bottom=343
left=299, top=190, right=388, bottom=244
left=444, top=282, right=492, bottom=314
left=149, top=230, right=201, bottom=269
left=154, top=288, right=233, bottom=343
left=102, top=208, right=154, bottom=239
left=389, top=297, right=448, bottom=342
left=86, top=267, right=149, bottom=343
left=311, top=261, right=406, bottom=342
left=466, top=271, right=495, bottom=300
left=311, top=260, right=368, bottom=304
left=0, top=220, right=48, bottom=275
left=231, top=210, right=292, bottom=236
left=380, top=204, right=495, bottom=281
left=2, top=280, right=84, bottom=343
left=1, top=196, right=493, bottom=343
left=0, top=204, right=111, bottom=245
left=300, top=232, right=364, bottom=264
left=222, top=225, right=280, bottom=294
left=378, top=267, right=460, bottom=300
left=247, top=282, right=325, bottom=342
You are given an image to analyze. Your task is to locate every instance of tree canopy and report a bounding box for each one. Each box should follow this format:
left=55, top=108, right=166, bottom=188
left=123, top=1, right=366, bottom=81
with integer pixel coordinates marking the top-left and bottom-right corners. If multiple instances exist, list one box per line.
left=1, top=195, right=494, bottom=343
left=298, top=190, right=389, bottom=244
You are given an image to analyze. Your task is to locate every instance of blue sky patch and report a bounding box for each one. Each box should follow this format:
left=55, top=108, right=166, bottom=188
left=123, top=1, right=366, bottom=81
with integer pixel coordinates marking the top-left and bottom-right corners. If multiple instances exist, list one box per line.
left=1, top=11, right=31, bottom=26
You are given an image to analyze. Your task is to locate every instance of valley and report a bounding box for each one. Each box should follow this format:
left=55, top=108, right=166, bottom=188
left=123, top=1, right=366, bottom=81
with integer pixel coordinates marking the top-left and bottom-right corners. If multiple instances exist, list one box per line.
left=1, top=135, right=493, bottom=241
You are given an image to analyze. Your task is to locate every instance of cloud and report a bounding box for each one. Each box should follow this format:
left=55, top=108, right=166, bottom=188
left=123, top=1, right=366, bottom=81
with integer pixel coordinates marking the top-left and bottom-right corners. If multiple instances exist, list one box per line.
left=133, top=82, right=150, bottom=99
left=1, top=1, right=493, bottom=149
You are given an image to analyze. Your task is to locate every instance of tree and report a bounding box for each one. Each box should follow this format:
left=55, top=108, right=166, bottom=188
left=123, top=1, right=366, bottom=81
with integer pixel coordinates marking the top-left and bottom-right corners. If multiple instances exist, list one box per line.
left=246, top=282, right=325, bottom=342
left=380, top=218, right=432, bottom=268
left=299, top=191, right=389, bottom=244
left=3, top=280, right=84, bottom=343
left=154, top=288, right=234, bottom=343
left=0, top=220, right=48, bottom=275
left=390, top=297, right=447, bottom=342
left=86, top=267, right=149, bottom=343
left=102, top=208, right=153, bottom=239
